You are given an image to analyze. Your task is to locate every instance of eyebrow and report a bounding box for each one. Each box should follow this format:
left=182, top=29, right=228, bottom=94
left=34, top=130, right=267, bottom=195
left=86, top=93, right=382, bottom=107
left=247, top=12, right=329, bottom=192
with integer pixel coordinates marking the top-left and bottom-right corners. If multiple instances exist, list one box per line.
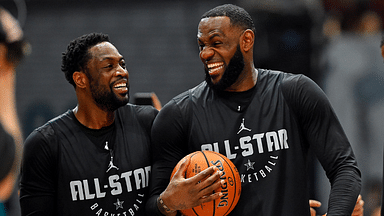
left=209, top=33, right=221, bottom=40
left=100, top=56, right=124, bottom=62
left=197, top=32, right=222, bottom=42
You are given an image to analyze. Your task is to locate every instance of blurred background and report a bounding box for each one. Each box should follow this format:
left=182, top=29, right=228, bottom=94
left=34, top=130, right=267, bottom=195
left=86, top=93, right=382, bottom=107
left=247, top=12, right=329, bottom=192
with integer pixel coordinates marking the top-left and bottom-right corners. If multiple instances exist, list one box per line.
left=0, top=0, right=383, bottom=215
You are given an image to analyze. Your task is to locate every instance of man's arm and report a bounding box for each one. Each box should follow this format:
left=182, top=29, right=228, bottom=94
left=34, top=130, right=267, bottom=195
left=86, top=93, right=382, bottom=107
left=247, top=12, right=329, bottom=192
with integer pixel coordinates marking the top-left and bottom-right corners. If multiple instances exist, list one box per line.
left=146, top=98, right=222, bottom=216
left=309, top=195, right=364, bottom=216
left=283, top=74, right=361, bottom=215
left=19, top=129, right=57, bottom=216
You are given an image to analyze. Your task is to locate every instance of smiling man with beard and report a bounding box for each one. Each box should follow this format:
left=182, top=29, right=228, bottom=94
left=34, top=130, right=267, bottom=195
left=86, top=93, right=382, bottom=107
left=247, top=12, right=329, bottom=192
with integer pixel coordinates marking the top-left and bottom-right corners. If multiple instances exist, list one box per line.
left=19, top=33, right=158, bottom=216
left=204, top=44, right=244, bottom=92
left=146, top=4, right=361, bottom=216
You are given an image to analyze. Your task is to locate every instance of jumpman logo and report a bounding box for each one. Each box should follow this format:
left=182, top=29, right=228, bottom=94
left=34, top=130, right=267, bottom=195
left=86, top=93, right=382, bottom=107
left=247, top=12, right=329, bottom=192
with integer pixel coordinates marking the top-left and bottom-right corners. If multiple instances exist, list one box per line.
left=106, top=158, right=119, bottom=173
left=237, top=118, right=251, bottom=134
left=105, top=141, right=119, bottom=173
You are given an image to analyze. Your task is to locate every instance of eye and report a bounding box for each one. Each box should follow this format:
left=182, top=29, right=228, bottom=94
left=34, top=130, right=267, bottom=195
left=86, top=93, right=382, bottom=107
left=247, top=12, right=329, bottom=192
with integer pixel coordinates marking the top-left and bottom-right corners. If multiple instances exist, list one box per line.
left=198, top=43, right=205, bottom=51
left=213, top=41, right=222, bottom=46
left=120, top=61, right=126, bottom=69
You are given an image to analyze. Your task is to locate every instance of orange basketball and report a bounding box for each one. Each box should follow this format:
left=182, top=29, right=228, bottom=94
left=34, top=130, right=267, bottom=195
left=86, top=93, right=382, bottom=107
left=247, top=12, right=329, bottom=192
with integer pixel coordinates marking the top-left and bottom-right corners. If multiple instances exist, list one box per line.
left=171, top=150, right=241, bottom=216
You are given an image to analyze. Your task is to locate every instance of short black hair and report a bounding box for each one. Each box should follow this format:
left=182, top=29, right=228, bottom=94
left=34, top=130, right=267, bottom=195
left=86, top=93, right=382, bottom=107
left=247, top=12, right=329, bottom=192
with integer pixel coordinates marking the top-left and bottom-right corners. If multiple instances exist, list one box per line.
left=61, top=32, right=110, bottom=88
left=201, top=4, right=256, bottom=33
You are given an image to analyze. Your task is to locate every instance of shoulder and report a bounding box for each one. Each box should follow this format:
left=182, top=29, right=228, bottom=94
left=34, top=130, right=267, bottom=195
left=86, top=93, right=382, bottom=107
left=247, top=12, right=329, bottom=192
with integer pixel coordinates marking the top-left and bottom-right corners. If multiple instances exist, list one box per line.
left=270, top=71, right=331, bottom=114
left=24, top=111, right=73, bottom=157
left=27, top=112, right=66, bottom=142
left=278, top=72, right=325, bottom=100
left=258, top=69, right=321, bottom=98
left=118, top=103, right=159, bottom=132
left=165, top=81, right=208, bottom=109
left=258, top=68, right=327, bottom=109
left=280, top=72, right=316, bottom=89
left=258, top=68, right=305, bottom=86
left=153, top=83, right=208, bottom=129
left=118, top=103, right=158, bottom=122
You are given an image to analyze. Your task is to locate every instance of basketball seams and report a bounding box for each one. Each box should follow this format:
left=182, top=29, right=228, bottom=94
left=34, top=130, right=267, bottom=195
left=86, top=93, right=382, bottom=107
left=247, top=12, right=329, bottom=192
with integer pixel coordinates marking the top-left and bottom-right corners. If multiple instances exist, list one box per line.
left=213, top=151, right=240, bottom=216
left=200, top=150, right=210, bottom=167
left=191, top=208, right=199, bottom=216
left=172, top=150, right=241, bottom=216
left=186, top=152, right=200, bottom=179
left=200, top=151, right=216, bottom=216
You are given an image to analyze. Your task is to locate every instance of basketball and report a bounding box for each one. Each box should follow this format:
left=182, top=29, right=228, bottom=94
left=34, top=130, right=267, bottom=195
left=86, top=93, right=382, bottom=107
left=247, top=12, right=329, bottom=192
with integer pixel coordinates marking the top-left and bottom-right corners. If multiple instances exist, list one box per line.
left=171, top=150, right=241, bottom=216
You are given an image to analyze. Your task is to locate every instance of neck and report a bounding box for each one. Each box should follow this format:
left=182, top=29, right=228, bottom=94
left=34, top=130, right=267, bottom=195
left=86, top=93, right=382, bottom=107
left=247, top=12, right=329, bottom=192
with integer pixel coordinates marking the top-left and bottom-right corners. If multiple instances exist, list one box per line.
left=73, top=103, right=116, bottom=130
left=226, top=66, right=258, bottom=92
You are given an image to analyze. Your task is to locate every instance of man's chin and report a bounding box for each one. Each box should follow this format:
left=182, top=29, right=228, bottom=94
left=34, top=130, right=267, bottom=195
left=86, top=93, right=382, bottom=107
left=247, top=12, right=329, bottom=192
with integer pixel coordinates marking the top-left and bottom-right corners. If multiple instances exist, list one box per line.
left=115, top=92, right=129, bottom=104
left=104, top=99, right=130, bottom=112
left=117, top=98, right=130, bottom=108
left=205, top=71, right=232, bottom=92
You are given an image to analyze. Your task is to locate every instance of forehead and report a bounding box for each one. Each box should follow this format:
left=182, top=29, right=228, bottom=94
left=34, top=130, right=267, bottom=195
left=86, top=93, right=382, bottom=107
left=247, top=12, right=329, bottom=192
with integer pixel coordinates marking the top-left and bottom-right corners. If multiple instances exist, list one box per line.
left=89, top=41, right=122, bottom=61
left=197, top=16, right=232, bottom=38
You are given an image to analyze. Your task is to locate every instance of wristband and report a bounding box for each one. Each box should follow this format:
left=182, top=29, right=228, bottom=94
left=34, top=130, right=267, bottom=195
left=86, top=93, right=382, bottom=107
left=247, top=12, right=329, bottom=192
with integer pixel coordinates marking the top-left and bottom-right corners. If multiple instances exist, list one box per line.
left=157, top=195, right=176, bottom=213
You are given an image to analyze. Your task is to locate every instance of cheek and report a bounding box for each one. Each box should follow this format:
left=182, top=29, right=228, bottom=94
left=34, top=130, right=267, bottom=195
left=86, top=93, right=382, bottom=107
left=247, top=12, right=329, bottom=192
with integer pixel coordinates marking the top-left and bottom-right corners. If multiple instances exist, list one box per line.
left=223, top=45, right=238, bottom=61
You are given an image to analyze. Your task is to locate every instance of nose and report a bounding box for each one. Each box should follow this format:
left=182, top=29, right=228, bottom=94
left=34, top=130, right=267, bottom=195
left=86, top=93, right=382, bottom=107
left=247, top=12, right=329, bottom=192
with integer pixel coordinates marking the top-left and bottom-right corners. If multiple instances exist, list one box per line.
left=199, top=47, right=214, bottom=61
left=115, top=65, right=129, bottom=78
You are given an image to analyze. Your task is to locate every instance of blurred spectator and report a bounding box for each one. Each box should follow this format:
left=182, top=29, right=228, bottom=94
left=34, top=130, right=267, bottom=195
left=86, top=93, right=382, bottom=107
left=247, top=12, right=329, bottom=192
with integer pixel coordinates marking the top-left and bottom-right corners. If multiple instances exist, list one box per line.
left=0, top=5, right=29, bottom=216
left=319, top=5, right=384, bottom=216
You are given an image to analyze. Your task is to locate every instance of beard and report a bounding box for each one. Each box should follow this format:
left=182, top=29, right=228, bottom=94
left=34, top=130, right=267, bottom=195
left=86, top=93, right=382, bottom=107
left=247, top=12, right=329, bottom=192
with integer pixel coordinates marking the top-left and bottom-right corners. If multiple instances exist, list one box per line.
left=89, top=77, right=130, bottom=112
left=205, top=45, right=245, bottom=92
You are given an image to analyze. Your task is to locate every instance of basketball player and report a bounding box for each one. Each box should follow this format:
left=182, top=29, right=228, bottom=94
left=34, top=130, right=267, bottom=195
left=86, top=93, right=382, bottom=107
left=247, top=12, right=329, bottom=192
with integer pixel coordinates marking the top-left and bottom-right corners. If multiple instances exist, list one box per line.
left=0, top=5, right=25, bottom=202
left=146, top=4, right=361, bottom=216
left=19, top=33, right=159, bottom=215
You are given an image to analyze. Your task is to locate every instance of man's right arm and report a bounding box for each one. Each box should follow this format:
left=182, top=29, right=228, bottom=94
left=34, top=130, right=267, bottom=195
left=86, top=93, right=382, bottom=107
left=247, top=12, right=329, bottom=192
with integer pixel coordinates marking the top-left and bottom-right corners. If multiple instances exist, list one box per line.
left=146, top=99, right=190, bottom=216
left=19, top=128, right=57, bottom=216
left=146, top=99, right=222, bottom=215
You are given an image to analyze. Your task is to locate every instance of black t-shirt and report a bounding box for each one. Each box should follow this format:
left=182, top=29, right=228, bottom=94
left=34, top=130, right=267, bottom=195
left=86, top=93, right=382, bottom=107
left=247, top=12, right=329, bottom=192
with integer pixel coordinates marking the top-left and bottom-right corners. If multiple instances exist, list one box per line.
left=20, top=104, right=158, bottom=216
left=147, top=69, right=361, bottom=216
left=0, top=123, right=15, bottom=182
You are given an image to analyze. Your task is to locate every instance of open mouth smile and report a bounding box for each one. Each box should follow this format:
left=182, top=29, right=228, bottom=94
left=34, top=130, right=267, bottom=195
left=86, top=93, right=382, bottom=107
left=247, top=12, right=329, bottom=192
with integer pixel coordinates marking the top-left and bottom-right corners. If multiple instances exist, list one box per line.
left=207, top=62, right=224, bottom=75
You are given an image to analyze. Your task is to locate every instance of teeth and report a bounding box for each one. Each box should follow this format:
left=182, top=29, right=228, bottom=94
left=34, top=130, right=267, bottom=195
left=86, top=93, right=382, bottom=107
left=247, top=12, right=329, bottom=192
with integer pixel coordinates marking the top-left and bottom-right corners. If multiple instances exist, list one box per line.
left=114, top=83, right=126, bottom=88
left=210, top=66, right=223, bottom=73
left=207, top=62, right=224, bottom=74
left=208, top=62, right=223, bottom=69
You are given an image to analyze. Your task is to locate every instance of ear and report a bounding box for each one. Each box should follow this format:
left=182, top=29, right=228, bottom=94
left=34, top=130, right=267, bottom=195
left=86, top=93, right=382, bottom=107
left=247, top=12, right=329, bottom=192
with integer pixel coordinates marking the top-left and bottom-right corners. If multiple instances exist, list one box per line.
left=73, top=71, right=88, bottom=89
left=241, top=29, right=254, bottom=52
